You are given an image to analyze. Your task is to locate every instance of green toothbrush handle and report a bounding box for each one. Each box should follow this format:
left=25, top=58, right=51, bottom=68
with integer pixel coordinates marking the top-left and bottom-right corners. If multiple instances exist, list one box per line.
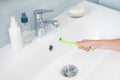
left=59, top=38, right=94, bottom=51
left=63, top=42, right=94, bottom=51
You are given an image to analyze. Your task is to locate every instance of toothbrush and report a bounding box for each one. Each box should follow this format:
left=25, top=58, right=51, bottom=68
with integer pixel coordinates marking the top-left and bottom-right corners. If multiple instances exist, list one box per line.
left=59, top=37, right=94, bottom=51
left=59, top=37, right=82, bottom=47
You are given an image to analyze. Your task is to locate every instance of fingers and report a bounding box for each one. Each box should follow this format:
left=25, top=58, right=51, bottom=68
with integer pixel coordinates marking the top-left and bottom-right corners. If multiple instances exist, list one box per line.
left=82, top=47, right=89, bottom=51
left=76, top=40, right=95, bottom=52
left=77, top=43, right=90, bottom=51
left=79, top=46, right=92, bottom=52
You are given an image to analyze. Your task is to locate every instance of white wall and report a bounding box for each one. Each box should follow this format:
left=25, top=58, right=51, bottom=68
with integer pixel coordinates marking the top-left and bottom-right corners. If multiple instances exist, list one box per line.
left=87, top=0, right=99, bottom=3
left=88, top=0, right=120, bottom=10
left=99, top=0, right=120, bottom=10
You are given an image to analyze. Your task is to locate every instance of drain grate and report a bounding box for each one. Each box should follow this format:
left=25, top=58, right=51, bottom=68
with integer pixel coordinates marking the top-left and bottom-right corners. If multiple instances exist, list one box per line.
left=61, top=65, right=79, bottom=77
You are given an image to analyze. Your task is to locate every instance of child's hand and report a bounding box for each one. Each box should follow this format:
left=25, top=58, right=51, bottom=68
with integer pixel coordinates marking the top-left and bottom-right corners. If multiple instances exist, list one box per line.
left=76, top=40, right=96, bottom=52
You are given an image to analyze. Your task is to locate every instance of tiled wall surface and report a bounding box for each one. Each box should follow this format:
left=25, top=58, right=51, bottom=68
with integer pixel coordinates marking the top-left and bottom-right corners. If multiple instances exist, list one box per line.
left=0, top=0, right=83, bottom=48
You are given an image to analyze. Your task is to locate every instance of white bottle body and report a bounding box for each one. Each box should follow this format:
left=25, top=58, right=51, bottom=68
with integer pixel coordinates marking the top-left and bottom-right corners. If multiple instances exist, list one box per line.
left=9, top=17, right=23, bottom=50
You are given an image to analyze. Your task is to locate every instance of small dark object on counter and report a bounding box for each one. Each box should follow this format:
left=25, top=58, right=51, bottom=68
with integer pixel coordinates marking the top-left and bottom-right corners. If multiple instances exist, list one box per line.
left=49, top=45, right=53, bottom=51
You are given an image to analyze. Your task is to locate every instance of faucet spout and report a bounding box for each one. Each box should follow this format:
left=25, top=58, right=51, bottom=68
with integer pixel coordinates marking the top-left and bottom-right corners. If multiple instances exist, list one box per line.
left=43, top=20, right=59, bottom=27
left=43, top=20, right=58, bottom=23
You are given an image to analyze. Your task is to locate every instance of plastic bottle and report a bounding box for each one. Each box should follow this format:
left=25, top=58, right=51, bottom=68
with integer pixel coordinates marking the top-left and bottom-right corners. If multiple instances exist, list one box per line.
left=9, top=16, right=23, bottom=50
left=21, top=12, right=33, bottom=45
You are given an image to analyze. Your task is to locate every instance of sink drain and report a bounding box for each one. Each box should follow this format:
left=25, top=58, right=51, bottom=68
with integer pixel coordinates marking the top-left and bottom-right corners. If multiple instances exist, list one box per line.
left=61, top=65, right=79, bottom=77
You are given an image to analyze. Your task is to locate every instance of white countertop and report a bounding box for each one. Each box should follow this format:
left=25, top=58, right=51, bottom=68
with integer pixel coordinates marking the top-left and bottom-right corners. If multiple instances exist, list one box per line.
left=85, top=53, right=120, bottom=80
left=0, top=1, right=120, bottom=80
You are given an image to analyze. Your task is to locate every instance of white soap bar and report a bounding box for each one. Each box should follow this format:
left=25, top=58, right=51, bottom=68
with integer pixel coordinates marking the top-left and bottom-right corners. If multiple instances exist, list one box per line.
left=68, top=7, right=86, bottom=18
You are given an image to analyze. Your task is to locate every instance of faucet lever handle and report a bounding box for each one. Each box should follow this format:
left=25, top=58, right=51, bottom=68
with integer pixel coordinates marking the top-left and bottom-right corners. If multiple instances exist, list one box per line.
left=34, top=9, right=53, bottom=14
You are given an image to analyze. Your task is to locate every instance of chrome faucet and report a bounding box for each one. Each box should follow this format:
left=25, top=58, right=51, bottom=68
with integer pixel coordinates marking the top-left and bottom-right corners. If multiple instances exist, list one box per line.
left=34, top=9, right=59, bottom=37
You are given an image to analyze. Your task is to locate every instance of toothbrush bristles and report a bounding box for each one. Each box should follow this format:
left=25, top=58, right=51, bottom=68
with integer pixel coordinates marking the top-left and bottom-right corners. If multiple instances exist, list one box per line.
left=59, top=37, right=62, bottom=41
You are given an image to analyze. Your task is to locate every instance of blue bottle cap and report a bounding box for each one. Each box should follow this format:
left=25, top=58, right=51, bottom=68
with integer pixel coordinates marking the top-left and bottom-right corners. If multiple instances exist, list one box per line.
left=21, top=12, right=28, bottom=23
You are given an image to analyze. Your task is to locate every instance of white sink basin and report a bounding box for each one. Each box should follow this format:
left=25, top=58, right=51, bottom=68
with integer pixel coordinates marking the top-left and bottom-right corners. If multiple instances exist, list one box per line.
left=35, top=49, right=111, bottom=80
